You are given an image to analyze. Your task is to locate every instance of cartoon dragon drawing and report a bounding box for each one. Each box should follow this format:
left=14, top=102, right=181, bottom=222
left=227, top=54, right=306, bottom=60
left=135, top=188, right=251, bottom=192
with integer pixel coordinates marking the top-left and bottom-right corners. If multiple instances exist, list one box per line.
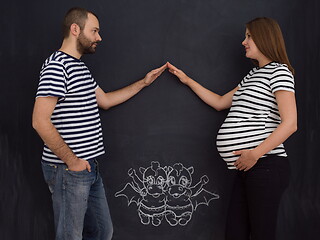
left=115, top=161, right=219, bottom=226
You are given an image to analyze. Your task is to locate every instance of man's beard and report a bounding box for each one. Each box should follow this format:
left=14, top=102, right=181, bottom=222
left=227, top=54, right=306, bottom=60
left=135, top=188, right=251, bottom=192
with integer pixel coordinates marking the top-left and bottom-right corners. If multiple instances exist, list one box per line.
left=77, top=32, right=98, bottom=55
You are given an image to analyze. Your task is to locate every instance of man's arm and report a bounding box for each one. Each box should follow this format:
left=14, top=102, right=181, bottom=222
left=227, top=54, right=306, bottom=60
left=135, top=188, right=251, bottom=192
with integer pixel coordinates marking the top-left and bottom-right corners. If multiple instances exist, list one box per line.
left=96, top=63, right=167, bottom=110
left=32, top=97, right=91, bottom=172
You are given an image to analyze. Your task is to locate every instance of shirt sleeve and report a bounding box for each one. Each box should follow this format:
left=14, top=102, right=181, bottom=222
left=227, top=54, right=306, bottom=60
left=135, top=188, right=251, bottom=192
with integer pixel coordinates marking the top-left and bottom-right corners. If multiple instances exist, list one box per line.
left=36, top=61, right=67, bottom=99
left=238, top=71, right=251, bottom=88
left=92, top=77, right=99, bottom=90
left=238, top=79, right=244, bottom=88
left=270, top=66, right=295, bottom=93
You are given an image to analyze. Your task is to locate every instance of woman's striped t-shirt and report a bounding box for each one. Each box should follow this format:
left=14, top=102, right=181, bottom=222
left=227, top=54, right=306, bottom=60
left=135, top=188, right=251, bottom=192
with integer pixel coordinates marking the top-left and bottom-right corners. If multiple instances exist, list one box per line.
left=216, top=62, right=295, bottom=169
left=36, top=51, right=105, bottom=163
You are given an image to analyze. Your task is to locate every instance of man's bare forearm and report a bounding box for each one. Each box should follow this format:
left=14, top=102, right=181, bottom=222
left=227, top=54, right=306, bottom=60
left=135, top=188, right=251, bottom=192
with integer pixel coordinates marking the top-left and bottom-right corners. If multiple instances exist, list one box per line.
left=33, top=119, right=78, bottom=166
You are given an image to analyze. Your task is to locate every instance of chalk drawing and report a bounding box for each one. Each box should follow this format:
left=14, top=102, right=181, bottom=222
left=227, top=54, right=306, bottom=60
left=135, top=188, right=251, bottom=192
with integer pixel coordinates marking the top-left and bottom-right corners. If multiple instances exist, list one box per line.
left=115, top=161, right=219, bottom=226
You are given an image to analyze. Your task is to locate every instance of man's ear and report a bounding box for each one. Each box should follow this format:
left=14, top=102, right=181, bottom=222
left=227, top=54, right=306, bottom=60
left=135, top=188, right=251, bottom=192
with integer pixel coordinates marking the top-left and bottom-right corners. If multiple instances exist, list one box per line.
left=70, top=23, right=80, bottom=37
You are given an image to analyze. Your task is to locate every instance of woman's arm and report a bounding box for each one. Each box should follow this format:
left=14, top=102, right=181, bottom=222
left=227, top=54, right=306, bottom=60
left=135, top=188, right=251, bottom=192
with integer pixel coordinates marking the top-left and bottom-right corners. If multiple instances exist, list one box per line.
left=168, top=62, right=238, bottom=111
left=234, top=90, right=297, bottom=171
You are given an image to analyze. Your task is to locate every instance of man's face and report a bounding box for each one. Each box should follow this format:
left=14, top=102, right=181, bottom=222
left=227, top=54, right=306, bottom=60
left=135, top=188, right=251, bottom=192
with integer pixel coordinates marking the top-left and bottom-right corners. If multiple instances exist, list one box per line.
left=77, top=13, right=102, bottom=54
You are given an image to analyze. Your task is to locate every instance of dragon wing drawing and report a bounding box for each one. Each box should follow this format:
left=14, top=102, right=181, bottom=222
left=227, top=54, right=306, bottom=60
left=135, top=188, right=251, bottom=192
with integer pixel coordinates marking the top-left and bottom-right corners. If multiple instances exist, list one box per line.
left=115, top=182, right=143, bottom=206
left=191, top=188, right=220, bottom=211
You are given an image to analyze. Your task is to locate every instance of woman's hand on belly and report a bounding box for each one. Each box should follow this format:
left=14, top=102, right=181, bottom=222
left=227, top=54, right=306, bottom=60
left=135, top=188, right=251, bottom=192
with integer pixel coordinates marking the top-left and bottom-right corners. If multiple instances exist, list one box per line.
left=233, top=149, right=259, bottom=171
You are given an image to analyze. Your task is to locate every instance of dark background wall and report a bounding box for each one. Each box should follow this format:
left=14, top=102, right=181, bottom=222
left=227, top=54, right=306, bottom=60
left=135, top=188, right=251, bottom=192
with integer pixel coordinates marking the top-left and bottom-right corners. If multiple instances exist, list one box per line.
left=0, top=0, right=319, bottom=239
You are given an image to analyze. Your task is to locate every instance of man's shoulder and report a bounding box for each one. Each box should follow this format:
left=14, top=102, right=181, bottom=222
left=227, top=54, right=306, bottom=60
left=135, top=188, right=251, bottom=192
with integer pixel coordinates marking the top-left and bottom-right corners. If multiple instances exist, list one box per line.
left=43, top=51, right=79, bottom=67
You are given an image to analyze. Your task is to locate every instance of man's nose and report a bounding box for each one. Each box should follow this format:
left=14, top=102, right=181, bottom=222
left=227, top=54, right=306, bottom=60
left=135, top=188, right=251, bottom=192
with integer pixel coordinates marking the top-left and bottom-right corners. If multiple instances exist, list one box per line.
left=97, top=33, right=102, bottom=42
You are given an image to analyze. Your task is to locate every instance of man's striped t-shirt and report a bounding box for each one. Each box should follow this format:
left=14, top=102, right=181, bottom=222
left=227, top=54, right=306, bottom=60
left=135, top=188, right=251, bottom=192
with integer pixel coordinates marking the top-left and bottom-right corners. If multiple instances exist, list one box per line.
left=216, top=62, right=295, bottom=169
left=36, top=51, right=105, bottom=163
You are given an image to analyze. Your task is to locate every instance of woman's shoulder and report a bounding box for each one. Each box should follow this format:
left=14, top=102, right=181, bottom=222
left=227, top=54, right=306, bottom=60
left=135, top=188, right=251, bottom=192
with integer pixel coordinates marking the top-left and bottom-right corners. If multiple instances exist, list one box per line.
left=266, top=62, right=293, bottom=77
left=271, top=62, right=290, bottom=70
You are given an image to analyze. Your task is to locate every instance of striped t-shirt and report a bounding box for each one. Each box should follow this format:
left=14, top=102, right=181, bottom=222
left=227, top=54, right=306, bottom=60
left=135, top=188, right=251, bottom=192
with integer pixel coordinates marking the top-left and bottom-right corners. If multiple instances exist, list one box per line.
left=36, top=51, right=105, bottom=163
left=216, top=62, right=295, bottom=169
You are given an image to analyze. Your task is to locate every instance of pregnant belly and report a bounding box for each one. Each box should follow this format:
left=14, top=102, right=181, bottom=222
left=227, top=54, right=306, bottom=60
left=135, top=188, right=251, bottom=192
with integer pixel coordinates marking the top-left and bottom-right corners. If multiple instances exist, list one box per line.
left=216, top=121, right=267, bottom=168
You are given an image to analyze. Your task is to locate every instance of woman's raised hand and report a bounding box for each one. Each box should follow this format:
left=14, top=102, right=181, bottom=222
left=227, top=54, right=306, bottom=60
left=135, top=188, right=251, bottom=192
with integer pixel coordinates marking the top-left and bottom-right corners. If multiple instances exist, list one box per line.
left=167, top=62, right=191, bottom=85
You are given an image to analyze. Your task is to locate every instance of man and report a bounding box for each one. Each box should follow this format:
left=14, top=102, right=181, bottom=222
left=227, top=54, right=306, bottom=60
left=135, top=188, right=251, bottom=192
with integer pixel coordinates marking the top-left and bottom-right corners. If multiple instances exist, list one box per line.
left=32, top=7, right=167, bottom=240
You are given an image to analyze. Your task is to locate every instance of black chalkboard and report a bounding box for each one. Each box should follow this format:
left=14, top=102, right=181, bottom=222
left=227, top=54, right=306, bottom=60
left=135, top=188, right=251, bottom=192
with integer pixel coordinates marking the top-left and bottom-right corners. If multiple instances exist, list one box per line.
left=0, top=0, right=319, bottom=239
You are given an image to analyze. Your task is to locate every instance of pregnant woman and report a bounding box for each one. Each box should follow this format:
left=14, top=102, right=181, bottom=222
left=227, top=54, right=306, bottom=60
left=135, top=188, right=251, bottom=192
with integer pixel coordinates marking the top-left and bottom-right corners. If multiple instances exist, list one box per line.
left=168, top=17, right=297, bottom=240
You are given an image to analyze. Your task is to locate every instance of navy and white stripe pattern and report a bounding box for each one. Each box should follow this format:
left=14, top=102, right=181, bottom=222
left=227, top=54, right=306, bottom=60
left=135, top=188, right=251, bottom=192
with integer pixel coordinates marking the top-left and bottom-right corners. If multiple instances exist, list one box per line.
left=216, top=62, right=294, bottom=169
left=36, top=51, right=105, bottom=163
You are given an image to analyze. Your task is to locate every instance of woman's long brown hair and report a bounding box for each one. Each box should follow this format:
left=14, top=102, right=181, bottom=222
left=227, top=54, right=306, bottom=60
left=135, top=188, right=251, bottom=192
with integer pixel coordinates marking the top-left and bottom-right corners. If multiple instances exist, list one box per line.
left=246, top=17, right=294, bottom=75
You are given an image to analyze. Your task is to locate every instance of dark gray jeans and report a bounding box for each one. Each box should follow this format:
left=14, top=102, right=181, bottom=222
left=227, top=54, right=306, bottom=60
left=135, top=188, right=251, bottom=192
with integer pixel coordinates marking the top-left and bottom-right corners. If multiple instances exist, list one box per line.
left=225, top=155, right=290, bottom=240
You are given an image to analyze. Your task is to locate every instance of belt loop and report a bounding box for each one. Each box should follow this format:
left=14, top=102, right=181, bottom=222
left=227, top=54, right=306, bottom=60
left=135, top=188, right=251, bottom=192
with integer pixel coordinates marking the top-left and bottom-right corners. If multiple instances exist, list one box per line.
left=95, top=159, right=99, bottom=173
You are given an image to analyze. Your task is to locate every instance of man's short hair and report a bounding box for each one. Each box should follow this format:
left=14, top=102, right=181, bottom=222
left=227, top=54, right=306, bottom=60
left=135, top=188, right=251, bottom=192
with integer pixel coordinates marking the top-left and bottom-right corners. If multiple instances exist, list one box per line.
left=62, top=7, right=99, bottom=39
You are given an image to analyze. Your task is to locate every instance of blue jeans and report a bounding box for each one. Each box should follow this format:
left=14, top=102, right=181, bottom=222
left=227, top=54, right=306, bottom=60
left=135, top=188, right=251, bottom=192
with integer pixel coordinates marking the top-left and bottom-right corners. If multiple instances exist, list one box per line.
left=42, top=159, right=113, bottom=240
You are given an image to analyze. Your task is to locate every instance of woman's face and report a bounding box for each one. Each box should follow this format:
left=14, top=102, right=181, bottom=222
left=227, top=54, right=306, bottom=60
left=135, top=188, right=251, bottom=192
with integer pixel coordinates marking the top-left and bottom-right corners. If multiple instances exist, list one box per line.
left=242, top=28, right=262, bottom=61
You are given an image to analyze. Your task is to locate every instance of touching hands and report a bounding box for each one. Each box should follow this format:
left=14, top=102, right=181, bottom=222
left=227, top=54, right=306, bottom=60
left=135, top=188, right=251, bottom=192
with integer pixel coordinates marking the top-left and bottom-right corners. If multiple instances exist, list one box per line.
left=142, top=62, right=192, bottom=86
left=233, top=149, right=259, bottom=171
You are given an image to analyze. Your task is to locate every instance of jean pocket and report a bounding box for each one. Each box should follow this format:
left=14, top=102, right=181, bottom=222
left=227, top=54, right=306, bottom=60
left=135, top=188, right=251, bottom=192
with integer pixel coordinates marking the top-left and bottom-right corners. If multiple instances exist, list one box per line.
left=41, top=162, right=58, bottom=190
left=66, top=168, right=93, bottom=180
left=65, top=168, right=96, bottom=187
left=66, top=169, right=89, bottom=175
